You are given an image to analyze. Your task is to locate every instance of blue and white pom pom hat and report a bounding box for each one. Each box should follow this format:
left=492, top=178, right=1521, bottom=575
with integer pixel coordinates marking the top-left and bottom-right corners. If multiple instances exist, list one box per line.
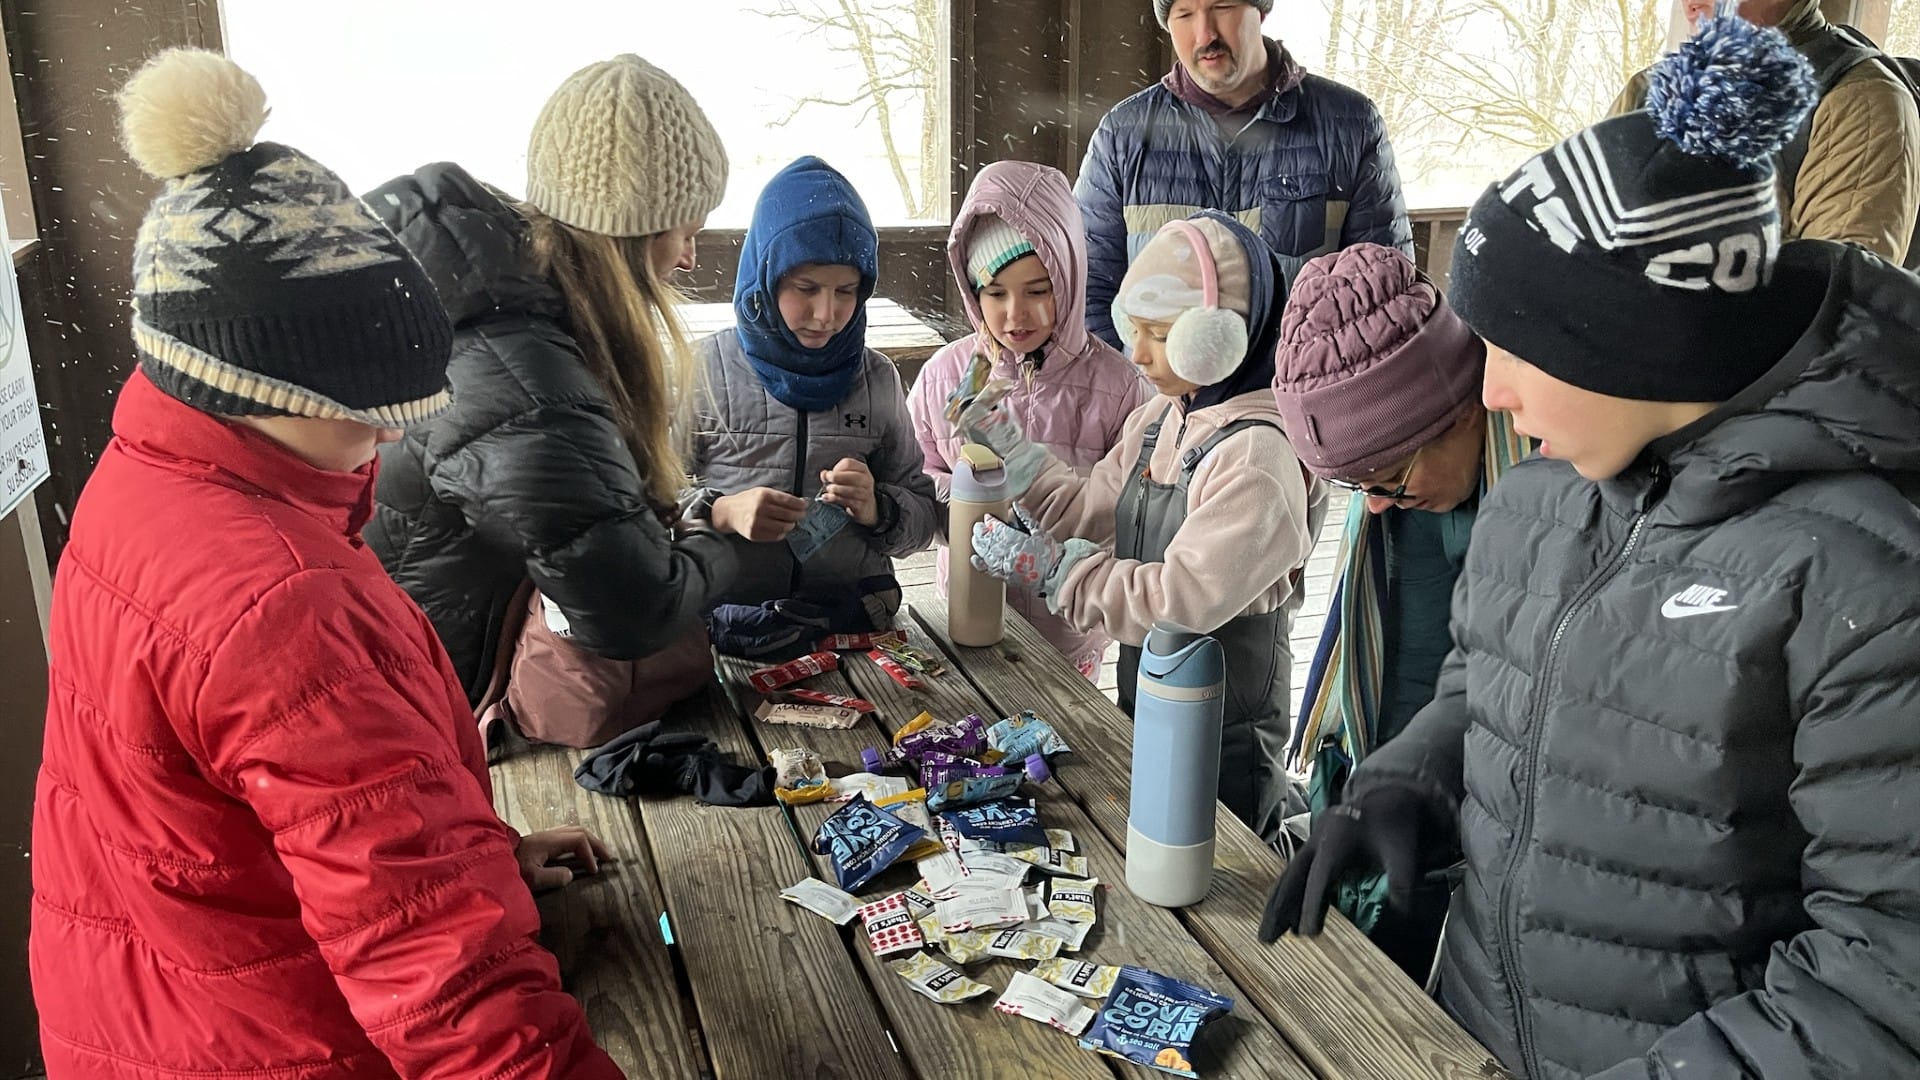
left=1448, top=1, right=1819, bottom=403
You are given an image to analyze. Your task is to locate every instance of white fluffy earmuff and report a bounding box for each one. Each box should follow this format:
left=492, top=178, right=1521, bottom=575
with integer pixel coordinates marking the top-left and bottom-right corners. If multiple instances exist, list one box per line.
left=1161, top=221, right=1247, bottom=387
left=1166, top=305, right=1247, bottom=386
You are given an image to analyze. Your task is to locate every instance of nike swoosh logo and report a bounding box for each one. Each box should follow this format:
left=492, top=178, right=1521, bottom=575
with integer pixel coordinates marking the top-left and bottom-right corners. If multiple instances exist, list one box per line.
left=1660, top=598, right=1740, bottom=619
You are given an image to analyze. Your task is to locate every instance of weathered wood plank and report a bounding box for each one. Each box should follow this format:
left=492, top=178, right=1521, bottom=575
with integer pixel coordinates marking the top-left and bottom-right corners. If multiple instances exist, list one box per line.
left=634, top=683, right=909, bottom=1080
left=907, top=592, right=1510, bottom=1080
left=712, top=656, right=1116, bottom=1080
left=491, top=745, right=705, bottom=1080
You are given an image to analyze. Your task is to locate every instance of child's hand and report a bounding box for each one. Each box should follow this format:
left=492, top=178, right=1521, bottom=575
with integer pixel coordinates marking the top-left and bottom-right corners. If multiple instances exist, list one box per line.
left=515, top=825, right=613, bottom=893
left=820, top=458, right=879, bottom=527
left=712, top=487, right=808, bottom=542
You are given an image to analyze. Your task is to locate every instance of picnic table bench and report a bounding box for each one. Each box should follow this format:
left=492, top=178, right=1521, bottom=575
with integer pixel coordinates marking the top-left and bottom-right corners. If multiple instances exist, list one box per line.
left=491, top=599, right=1507, bottom=1079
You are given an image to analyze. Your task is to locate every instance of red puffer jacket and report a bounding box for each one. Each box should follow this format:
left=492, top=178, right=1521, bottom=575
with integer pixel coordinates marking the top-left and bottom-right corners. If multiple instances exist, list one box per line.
left=29, top=371, right=621, bottom=1079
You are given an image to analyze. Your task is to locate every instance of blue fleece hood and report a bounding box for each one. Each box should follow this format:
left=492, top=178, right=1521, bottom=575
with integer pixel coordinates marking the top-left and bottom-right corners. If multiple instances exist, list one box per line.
left=731, top=157, right=879, bottom=411
left=1188, top=209, right=1285, bottom=412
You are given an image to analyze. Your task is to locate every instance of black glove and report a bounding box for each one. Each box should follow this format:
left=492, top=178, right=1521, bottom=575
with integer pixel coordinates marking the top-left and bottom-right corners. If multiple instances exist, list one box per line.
left=1258, top=782, right=1440, bottom=941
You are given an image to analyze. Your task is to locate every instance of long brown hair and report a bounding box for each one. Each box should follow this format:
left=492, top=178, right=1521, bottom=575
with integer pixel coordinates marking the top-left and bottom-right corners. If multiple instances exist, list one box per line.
left=520, top=204, right=694, bottom=510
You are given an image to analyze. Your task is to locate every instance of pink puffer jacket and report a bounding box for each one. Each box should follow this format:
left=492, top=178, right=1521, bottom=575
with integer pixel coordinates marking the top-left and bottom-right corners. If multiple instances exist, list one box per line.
left=907, top=161, right=1148, bottom=675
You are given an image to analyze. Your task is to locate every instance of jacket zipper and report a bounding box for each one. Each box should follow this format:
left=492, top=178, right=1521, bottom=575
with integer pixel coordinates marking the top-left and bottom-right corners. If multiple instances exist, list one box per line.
left=789, top=406, right=810, bottom=595
left=1497, top=483, right=1659, bottom=1077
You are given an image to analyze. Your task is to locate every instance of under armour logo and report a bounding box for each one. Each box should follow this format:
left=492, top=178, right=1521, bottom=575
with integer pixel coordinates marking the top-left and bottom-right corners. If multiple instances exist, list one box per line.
left=844, top=413, right=868, bottom=429
left=1660, top=584, right=1740, bottom=620
left=1461, top=226, right=1488, bottom=256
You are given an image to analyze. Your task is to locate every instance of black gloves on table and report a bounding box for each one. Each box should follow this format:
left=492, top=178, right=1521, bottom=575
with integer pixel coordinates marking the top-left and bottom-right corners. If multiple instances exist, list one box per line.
left=1258, top=781, right=1446, bottom=942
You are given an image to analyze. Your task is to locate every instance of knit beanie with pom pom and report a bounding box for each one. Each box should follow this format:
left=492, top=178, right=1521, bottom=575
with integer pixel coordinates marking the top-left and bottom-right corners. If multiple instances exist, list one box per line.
left=118, top=48, right=453, bottom=425
left=1447, top=6, right=1818, bottom=402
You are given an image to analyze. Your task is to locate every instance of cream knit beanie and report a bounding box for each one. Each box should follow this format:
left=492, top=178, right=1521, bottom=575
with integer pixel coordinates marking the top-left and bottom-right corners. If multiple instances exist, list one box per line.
left=525, top=55, right=728, bottom=238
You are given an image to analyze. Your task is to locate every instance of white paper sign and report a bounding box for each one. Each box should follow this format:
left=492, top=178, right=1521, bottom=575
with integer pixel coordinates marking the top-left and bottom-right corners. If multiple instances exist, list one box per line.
left=0, top=200, right=47, bottom=521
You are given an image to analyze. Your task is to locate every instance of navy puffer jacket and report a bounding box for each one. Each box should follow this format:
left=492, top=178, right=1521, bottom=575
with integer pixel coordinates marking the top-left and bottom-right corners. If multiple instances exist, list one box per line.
left=1074, top=40, right=1414, bottom=347
left=1351, top=242, right=1920, bottom=1078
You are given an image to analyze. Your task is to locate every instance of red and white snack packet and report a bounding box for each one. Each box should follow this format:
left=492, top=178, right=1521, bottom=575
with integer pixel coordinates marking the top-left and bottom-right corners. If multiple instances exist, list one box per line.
left=818, top=629, right=908, bottom=652
left=747, top=650, right=839, bottom=693
left=994, top=971, right=1095, bottom=1035
left=858, top=893, right=925, bottom=957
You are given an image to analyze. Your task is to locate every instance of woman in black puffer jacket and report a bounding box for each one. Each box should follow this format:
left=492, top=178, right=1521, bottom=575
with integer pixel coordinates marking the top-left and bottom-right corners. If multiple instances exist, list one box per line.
left=366, top=55, right=735, bottom=708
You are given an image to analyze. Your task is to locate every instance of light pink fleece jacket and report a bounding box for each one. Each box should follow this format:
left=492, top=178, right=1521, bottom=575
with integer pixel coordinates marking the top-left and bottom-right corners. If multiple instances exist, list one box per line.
left=907, top=161, right=1148, bottom=673
left=1021, top=388, right=1316, bottom=648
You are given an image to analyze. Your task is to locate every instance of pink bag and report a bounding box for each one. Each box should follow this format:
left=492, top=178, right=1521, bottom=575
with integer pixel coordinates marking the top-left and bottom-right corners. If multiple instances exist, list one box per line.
left=491, top=588, right=715, bottom=749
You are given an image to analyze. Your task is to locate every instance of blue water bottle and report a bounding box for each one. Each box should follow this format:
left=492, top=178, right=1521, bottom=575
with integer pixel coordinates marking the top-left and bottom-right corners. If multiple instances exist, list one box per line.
left=1126, top=621, right=1225, bottom=907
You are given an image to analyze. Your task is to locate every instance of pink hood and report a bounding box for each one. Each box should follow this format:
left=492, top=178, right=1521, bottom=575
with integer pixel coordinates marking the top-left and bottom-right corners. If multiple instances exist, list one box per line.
left=947, top=161, right=1094, bottom=372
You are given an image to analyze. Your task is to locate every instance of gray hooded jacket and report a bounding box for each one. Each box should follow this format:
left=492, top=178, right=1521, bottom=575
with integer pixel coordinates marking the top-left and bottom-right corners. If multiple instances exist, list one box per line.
left=1352, top=243, right=1920, bottom=1078
left=684, top=330, right=937, bottom=606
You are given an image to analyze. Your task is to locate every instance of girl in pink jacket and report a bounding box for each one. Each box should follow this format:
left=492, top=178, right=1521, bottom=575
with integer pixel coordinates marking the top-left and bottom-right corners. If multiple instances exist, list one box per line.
left=907, top=161, right=1147, bottom=677
left=967, top=212, right=1322, bottom=839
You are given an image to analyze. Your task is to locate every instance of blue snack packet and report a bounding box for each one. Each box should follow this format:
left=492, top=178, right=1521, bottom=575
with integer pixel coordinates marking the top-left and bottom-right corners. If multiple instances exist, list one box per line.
left=987, top=710, right=1071, bottom=762
left=1078, top=966, right=1233, bottom=1077
left=812, top=794, right=926, bottom=892
left=940, top=798, right=1046, bottom=847
left=787, top=498, right=851, bottom=563
left=925, top=770, right=1026, bottom=813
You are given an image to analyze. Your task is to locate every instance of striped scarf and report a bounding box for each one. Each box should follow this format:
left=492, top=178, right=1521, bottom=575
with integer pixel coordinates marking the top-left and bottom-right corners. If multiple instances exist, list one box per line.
left=1287, top=410, right=1531, bottom=790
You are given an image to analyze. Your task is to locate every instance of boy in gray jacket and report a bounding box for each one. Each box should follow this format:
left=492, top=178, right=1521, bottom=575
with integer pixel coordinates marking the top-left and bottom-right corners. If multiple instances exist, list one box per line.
left=1262, top=16, right=1920, bottom=1079
left=685, top=157, right=936, bottom=628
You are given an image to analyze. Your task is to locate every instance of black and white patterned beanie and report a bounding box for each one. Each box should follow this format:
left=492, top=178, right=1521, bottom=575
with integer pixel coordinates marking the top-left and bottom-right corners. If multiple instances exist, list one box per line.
left=1449, top=7, right=1818, bottom=402
left=117, top=49, right=453, bottom=425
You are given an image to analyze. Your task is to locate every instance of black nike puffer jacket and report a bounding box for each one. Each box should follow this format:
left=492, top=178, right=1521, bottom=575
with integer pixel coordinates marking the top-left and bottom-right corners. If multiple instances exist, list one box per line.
left=363, top=163, right=736, bottom=704
left=1349, top=242, right=1920, bottom=1079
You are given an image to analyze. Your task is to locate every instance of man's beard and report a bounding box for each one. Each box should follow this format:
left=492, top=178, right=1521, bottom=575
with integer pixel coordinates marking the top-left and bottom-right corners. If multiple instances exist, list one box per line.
left=1191, top=43, right=1241, bottom=93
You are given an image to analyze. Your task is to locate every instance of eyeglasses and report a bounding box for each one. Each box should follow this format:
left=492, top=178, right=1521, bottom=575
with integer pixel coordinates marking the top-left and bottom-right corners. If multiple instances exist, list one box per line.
left=1327, top=446, right=1424, bottom=501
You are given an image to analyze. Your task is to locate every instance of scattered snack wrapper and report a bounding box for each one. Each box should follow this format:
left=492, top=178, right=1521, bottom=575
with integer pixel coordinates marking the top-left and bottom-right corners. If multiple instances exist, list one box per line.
left=1024, top=917, right=1094, bottom=951
left=935, top=883, right=1029, bottom=933
left=817, top=629, right=909, bottom=651
left=1048, top=877, right=1099, bottom=924
left=754, top=698, right=861, bottom=730
left=940, top=798, right=1046, bottom=847
left=831, top=772, right=914, bottom=802
left=875, top=789, right=947, bottom=862
left=1078, top=966, right=1234, bottom=1078
left=986, top=709, right=1071, bottom=762
left=770, top=747, right=831, bottom=805
left=786, top=497, right=851, bottom=563
left=773, top=687, right=876, bottom=714
left=995, top=971, right=1095, bottom=1036
left=858, top=892, right=925, bottom=957
left=812, top=795, right=926, bottom=892
left=779, top=878, right=860, bottom=925
left=747, top=650, right=839, bottom=693
left=1031, top=958, right=1121, bottom=999
left=888, top=951, right=994, bottom=1004
left=983, top=927, right=1062, bottom=961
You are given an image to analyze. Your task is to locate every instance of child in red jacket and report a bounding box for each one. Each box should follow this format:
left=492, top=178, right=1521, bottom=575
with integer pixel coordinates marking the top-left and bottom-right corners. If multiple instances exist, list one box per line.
left=28, top=50, right=621, bottom=1079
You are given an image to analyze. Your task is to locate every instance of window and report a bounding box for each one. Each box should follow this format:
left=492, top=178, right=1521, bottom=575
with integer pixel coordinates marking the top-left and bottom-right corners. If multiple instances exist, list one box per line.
left=219, top=0, right=952, bottom=226
left=1266, top=0, right=1669, bottom=209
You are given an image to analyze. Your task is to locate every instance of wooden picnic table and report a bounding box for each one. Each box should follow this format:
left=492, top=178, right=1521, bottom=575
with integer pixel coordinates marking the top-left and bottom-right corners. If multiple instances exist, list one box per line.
left=678, top=296, right=950, bottom=387
left=491, top=599, right=1507, bottom=1080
